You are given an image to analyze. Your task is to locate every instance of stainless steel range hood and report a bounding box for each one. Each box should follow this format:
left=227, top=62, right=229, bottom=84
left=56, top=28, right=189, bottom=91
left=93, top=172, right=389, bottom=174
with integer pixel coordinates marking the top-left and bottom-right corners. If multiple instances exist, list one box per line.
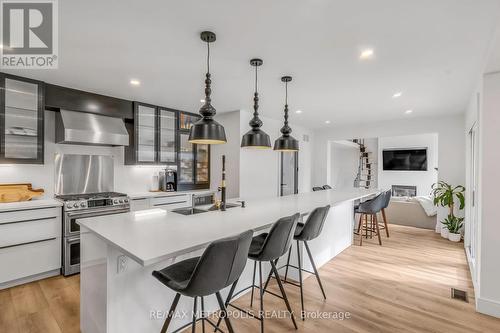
left=55, top=109, right=129, bottom=146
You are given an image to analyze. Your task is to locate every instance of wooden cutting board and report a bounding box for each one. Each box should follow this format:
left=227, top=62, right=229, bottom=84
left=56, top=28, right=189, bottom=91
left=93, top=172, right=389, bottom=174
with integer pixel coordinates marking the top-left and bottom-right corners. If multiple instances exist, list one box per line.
left=0, top=183, right=44, bottom=203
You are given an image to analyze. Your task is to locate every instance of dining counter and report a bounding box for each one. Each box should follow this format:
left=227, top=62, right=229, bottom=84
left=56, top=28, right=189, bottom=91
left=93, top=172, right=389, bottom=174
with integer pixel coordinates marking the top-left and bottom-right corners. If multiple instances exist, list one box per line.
left=78, top=188, right=378, bottom=333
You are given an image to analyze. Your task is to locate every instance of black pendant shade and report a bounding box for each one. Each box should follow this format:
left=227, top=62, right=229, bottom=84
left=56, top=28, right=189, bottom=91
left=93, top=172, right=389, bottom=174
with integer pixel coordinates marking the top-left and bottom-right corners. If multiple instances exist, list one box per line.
left=189, top=31, right=227, bottom=145
left=274, top=76, right=299, bottom=152
left=241, top=58, right=271, bottom=149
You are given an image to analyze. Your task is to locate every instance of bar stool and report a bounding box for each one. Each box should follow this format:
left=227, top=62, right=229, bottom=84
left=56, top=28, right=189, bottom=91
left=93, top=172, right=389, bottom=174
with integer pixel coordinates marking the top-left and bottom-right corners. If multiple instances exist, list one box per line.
left=265, top=205, right=330, bottom=320
left=355, top=192, right=386, bottom=245
left=312, top=187, right=324, bottom=191
left=322, top=185, right=332, bottom=189
left=217, top=213, right=300, bottom=333
left=379, top=190, right=392, bottom=237
left=152, top=230, right=253, bottom=333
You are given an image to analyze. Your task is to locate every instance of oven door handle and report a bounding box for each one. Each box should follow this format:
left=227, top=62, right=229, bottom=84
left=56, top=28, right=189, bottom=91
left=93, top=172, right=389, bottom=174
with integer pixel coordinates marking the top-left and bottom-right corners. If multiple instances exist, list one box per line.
left=66, top=207, right=130, bottom=219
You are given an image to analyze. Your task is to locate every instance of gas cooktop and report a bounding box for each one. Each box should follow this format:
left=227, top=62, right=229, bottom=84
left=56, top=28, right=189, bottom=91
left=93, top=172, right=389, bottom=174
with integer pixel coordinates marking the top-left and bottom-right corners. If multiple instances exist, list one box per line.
left=56, top=192, right=127, bottom=201
left=57, top=192, right=130, bottom=211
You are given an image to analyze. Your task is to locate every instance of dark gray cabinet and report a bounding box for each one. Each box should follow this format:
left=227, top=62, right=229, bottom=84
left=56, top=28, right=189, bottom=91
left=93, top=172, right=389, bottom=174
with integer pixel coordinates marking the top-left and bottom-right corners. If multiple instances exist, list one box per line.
left=125, top=106, right=209, bottom=189
left=125, top=102, right=177, bottom=165
left=159, top=107, right=177, bottom=164
left=177, top=112, right=210, bottom=190
left=0, top=74, right=44, bottom=164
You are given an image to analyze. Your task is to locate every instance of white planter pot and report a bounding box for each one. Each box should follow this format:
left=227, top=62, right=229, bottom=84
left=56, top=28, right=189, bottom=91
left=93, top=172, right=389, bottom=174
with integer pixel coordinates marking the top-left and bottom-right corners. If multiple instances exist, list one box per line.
left=448, top=233, right=461, bottom=242
left=441, top=228, right=449, bottom=238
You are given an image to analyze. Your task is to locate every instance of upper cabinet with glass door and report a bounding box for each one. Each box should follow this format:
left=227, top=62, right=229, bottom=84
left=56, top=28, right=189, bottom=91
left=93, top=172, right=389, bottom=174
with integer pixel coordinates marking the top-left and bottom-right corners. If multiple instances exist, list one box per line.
left=179, top=112, right=199, bottom=130
left=0, top=74, right=44, bottom=164
left=159, top=108, right=176, bottom=164
left=135, top=103, right=157, bottom=164
left=125, top=102, right=178, bottom=165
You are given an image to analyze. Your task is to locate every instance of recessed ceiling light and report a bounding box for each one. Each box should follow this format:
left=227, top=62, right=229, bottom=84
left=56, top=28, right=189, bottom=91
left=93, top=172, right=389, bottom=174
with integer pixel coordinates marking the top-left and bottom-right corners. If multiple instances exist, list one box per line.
left=200, top=99, right=205, bottom=103
left=130, top=79, right=140, bottom=86
left=393, top=92, right=403, bottom=98
left=360, top=49, right=374, bottom=60
left=296, top=110, right=302, bottom=114
left=325, top=120, right=331, bottom=124
left=405, top=109, right=413, bottom=114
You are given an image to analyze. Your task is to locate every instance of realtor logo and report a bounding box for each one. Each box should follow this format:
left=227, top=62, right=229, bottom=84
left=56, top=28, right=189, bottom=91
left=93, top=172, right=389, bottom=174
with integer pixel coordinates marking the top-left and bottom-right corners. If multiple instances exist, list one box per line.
left=1, top=0, right=58, bottom=68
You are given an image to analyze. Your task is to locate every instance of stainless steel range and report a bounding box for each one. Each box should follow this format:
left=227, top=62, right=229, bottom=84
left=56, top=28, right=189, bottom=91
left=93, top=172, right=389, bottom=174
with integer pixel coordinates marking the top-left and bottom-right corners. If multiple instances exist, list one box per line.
left=55, top=154, right=130, bottom=276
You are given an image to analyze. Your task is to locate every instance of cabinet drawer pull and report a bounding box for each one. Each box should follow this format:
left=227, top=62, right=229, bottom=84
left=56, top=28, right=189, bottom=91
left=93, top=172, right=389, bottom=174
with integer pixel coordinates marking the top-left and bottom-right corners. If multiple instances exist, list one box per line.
left=156, top=194, right=185, bottom=198
left=0, top=237, right=57, bottom=250
left=153, top=200, right=187, bottom=207
left=0, top=216, right=57, bottom=226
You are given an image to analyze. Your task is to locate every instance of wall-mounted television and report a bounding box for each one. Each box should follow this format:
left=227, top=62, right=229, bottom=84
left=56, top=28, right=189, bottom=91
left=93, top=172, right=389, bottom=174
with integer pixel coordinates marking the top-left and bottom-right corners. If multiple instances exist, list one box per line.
left=382, top=148, right=428, bottom=171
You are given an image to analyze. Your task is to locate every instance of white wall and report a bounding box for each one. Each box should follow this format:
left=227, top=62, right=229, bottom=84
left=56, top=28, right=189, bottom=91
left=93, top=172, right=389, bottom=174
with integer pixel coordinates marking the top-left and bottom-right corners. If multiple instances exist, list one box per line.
left=330, top=142, right=359, bottom=189
left=210, top=110, right=314, bottom=200
left=477, top=71, right=500, bottom=317
left=313, top=114, right=465, bottom=230
left=378, top=133, right=438, bottom=196
left=210, top=111, right=241, bottom=199
left=239, top=111, right=313, bottom=199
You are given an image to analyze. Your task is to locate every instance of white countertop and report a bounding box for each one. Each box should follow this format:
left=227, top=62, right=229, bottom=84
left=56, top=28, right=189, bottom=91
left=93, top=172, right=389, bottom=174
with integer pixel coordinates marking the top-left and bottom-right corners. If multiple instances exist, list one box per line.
left=128, top=189, right=215, bottom=199
left=78, top=188, right=377, bottom=266
left=0, top=198, right=63, bottom=212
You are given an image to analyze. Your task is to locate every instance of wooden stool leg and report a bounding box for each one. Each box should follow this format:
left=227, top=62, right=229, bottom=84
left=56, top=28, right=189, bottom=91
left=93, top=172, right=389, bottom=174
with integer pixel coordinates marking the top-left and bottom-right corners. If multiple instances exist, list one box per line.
left=374, top=213, right=382, bottom=245
left=382, top=208, right=390, bottom=237
left=357, top=213, right=363, bottom=233
left=359, top=214, right=365, bottom=246
left=365, top=214, right=368, bottom=239
left=368, top=214, right=373, bottom=239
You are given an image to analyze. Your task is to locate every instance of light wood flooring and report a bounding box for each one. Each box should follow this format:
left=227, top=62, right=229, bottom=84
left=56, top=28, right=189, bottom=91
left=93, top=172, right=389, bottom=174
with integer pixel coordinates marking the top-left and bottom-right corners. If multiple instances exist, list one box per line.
left=1, top=224, right=500, bottom=333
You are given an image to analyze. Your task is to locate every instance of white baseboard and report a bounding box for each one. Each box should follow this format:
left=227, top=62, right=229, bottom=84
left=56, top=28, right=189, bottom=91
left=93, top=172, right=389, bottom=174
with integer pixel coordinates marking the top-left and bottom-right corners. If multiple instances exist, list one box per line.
left=477, top=297, right=500, bottom=318
left=0, top=269, right=61, bottom=290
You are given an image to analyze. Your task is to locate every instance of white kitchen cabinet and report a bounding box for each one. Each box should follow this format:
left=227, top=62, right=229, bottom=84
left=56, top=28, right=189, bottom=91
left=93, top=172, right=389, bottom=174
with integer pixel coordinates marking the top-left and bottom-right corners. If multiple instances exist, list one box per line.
left=130, top=197, right=151, bottom=212
left=0, top=205, right=62, bottom=289
left=151, top=194, right=192, bottom=211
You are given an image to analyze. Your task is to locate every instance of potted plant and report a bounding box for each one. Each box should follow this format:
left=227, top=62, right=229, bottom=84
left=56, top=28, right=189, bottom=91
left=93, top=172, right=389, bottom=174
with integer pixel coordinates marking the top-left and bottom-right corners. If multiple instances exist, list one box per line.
left=446, top=215, right=464, bottom=242
left=440, top=218, right=450, bottom=239
left=431, top=181, right=465, bottom=240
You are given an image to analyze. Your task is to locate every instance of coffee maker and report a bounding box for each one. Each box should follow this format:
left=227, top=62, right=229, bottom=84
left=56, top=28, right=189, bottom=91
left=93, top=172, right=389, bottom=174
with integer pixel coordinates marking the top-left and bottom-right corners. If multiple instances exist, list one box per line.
left=162, top=169, right=177, bottom=192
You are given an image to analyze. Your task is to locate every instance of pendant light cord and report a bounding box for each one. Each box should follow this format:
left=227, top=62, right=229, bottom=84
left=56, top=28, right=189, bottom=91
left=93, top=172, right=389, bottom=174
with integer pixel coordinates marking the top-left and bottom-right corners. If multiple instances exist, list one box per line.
left=255, top=65, right=258, bottom=93
left=207, top=41, right=210, bottom=74
left=285, top=81, right=288, bottom=105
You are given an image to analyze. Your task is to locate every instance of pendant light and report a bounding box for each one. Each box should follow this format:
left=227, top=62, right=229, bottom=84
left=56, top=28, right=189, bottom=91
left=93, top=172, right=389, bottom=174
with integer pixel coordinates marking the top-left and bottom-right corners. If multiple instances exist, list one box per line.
left=274, top=76, right=299, bottom=152
left=241, top=58, right=271, bottom=149
left=188, top=31, right=227, bottom=144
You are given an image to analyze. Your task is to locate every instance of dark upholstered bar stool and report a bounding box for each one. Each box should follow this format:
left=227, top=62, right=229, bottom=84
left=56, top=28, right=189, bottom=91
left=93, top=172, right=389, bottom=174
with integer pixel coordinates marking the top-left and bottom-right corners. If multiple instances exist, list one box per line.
left=322, top=185, right=332, bottom=189
left=379, top=190, right=392, bottom=237
left=354, top=192, right=387, bottom=245
left=312, top=187, right=324, bottom=191
left=217, top=213, right=300, bottom=333
left=264, top=205, right=330, bottom=320
left=152, top=230, right=253, bottom=333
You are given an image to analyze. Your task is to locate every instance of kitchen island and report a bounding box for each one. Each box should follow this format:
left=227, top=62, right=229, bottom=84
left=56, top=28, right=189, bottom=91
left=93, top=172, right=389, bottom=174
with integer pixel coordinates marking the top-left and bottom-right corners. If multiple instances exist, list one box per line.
left=78, top=188, right=378, bottom=333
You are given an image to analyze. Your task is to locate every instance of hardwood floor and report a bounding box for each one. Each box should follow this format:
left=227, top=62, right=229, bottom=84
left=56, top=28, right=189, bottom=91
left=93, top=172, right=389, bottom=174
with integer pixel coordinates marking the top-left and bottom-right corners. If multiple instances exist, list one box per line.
left=1, top=224, right=499, bottom=332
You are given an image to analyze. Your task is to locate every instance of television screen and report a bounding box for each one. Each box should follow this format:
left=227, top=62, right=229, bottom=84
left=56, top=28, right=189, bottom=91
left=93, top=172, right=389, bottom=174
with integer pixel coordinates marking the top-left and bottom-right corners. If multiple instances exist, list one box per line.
left=383, top=149, right=427, bottom=171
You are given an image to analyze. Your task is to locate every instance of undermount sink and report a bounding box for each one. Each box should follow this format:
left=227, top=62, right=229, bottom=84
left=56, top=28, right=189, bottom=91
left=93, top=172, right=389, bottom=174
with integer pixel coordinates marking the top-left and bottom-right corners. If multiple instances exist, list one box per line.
left=171, top=208, right=208, bottom=215
left=172, top=202, right=242, bottom=215
left=207, top=203, right=241, bottom=211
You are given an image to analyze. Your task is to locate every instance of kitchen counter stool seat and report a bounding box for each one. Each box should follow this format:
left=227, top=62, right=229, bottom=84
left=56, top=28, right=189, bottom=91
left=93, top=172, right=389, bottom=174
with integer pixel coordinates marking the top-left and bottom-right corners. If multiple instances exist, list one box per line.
left=354, top=191, right=390, bottom=246
left=217, top=213, right=300, bottom=333
left=265, top=205, right=331, bottom=320
left=152, top=230, right=253, bottom=333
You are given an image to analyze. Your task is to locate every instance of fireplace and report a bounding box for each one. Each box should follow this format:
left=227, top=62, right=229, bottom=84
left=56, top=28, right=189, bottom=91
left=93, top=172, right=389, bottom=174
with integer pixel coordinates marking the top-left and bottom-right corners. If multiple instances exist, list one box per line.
left=392, top=185, right=417, bottom=197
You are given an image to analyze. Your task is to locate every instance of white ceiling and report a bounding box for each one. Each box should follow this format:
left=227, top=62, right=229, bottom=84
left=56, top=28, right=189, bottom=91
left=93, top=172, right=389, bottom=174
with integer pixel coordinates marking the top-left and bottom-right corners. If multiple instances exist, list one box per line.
left=6, top=0, right=500, bottom=128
